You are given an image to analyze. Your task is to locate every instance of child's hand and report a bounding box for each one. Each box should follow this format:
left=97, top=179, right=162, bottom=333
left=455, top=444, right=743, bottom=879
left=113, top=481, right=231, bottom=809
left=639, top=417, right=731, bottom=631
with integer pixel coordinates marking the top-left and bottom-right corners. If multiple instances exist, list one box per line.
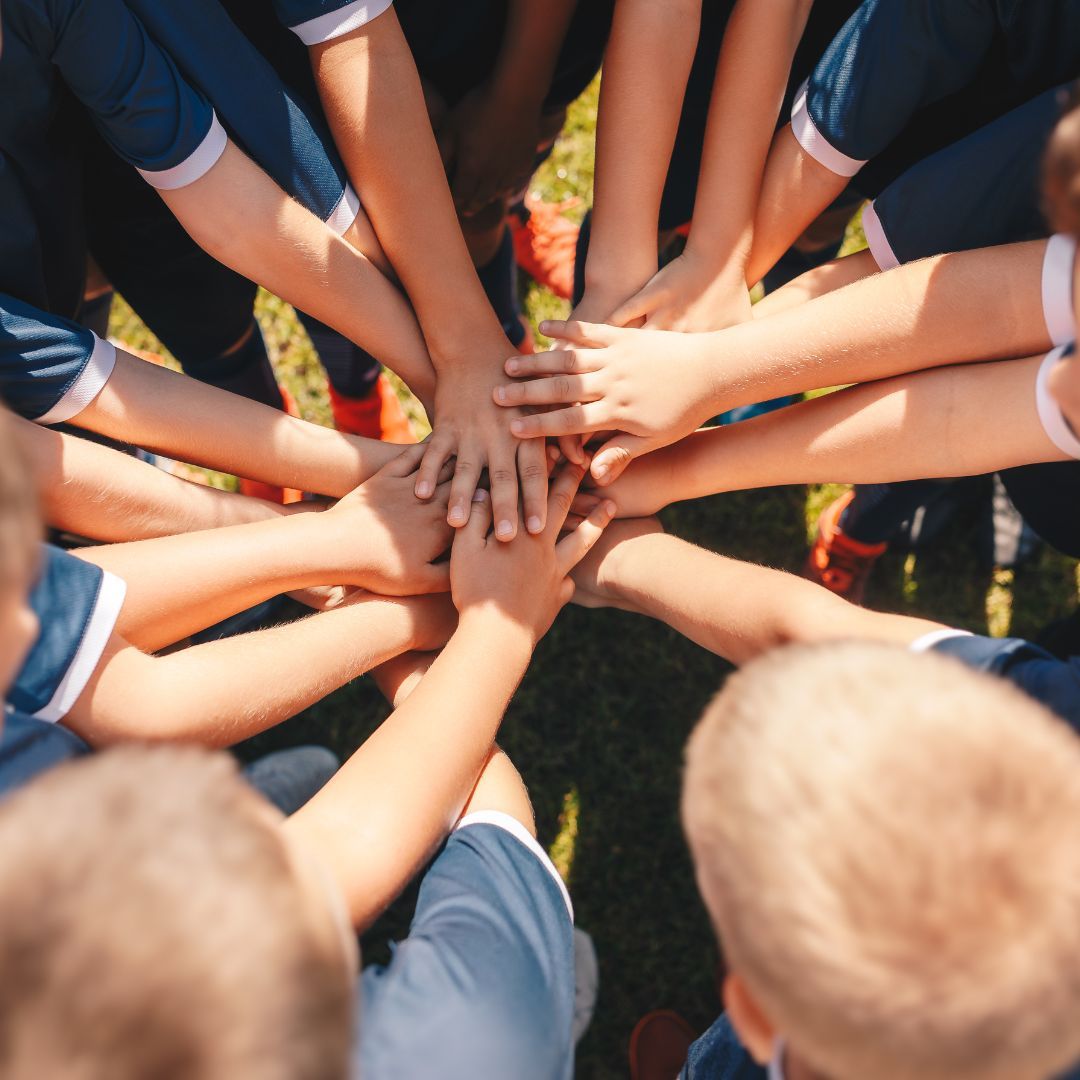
left=450, top=464, right=615, bottom=644
left=493, top=320, right=714, bottom=484
left=569, top=517, right=664, bottom=609
left=398, top=593, right=459, bottom=653
left=328, top=444, right=454, bottom=595
left=578, top=449, right=677, bottom=518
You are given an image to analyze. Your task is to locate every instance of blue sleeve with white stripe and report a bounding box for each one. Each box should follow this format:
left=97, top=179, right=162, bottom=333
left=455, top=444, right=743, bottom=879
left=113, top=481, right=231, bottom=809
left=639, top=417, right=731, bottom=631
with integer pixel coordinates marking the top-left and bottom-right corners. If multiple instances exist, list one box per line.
left=358, top=815, right=576, bottom=1080
left=0, top=294, right=115, bottom=423
left=40, top=0, right=224, bottom=187
left=273, top=0, right=394, bottom=45
left=9, top=545, right=126, bottom=724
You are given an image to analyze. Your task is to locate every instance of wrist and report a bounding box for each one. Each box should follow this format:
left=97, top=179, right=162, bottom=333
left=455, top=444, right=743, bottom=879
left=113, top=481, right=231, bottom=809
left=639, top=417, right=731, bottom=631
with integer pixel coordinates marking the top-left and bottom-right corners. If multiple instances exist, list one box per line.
left=457, top=604, right=538, bottom=658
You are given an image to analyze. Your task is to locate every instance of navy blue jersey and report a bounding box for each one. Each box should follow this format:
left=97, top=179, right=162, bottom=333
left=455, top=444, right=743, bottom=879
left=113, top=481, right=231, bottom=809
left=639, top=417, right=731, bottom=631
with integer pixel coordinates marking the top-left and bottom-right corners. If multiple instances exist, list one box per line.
left=0, top=0, right=224, bottom=318
left=0, top=710, right=91, bottom=800
left=9, top=545, right=125, bottom=724
left=0, top=294, right=115, bottom=423
left=357, top=813, right=575, bottom=1080
left=274, top=0, right=394, bottom=44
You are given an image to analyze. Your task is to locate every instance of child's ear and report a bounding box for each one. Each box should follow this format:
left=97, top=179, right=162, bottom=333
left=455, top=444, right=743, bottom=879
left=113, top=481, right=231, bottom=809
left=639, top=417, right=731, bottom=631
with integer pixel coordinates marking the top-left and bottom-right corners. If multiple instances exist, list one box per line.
left=723, top=973, right=776, bottom=1066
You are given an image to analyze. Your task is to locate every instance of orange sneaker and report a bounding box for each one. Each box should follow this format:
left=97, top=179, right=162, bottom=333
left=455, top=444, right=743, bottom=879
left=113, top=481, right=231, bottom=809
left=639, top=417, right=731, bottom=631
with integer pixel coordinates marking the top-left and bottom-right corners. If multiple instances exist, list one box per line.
left=510, top=191, right=580, bottom=300
left=629, top=1010, right=696, bottom=1080
left=804, top=489, right=887, bottom=603
left=328, top=373, right=415, bottom=444
left=238, top=384, right=304, bottom=504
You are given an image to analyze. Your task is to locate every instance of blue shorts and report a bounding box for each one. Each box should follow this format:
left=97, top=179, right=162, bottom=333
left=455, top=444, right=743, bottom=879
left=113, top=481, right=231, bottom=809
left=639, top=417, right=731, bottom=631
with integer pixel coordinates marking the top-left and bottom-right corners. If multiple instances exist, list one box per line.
left=357, top=813, right=576, bottom=1080
left=793, top=0, right=1080, bottom=194
left=9, top=545, right=126, bottom=724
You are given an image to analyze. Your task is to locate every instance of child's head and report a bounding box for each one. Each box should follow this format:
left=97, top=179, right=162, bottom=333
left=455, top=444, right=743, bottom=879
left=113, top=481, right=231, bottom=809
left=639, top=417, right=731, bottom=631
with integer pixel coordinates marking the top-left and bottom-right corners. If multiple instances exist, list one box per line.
left=0, top=745, right=356, bottom=1079
left=683, top=643, right=1080, bottom=1080
left=0, top=408, right=41, bottom=695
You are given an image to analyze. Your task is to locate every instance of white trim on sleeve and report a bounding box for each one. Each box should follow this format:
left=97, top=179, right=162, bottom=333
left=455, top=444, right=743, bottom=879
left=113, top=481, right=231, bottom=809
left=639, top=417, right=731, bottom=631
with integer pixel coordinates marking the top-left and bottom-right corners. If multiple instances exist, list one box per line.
left=137, top=112, right=228, bottom=191
left=35, top=334, right=116, bottom=426
left=455, top=810, right=574, bottom=923
left=1041, top=233, right=1077, bottom=348
left=1036, top=346, right=1080, bottom=459
left=861, top=200, right=899, bottom=270
left=35, top=571, right=127, bottom=724
left=790, top=80, right=867, bottom=178
left=326, top=183, right=361, bottom=236
left=289, top=0, right=393, bottom=45
left=909, top=628, right=973, bottom=653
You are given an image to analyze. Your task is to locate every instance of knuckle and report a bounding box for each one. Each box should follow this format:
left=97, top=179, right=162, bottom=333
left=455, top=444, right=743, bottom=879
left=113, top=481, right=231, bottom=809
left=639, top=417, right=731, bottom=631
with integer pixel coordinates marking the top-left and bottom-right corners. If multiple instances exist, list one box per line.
left=555, top=376, right=573, bottom=399
left=489, top=466, right=516, bottom=485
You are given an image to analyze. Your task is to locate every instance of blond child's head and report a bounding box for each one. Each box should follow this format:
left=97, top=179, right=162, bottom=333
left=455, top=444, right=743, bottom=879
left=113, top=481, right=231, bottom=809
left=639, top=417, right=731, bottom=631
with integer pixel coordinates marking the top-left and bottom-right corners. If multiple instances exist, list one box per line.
left=0, top=745, right=355, bottom=1080
left=683, top=642, right=1080, bottom=1080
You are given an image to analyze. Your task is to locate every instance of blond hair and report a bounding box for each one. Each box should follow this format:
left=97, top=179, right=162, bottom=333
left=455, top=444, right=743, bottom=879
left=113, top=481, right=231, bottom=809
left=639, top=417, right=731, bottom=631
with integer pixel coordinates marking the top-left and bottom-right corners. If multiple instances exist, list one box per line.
left=684, top=642, right=1080, bottom=1080
left=0, top=746, right=353, bottom=1080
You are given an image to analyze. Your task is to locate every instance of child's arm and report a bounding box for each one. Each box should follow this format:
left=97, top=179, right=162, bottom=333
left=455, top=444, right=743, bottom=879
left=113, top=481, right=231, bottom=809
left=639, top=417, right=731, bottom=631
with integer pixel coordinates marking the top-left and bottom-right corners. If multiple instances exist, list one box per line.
left=598, top=353, right=1071, bottom=516
left=15, top=418, right=299, bottom=541
left=609, top=0, right=815, bottom=331
left=499, top=239, right=1054, bottom=479
left=283, top=466, right=615, bottom=929
left=303, top=8, right=549, bottom=537
left=574, top=0, right=702, bottom=324
left=66, top=590, right=456, bottom=749
left=74, top=445, right=451, bottom=652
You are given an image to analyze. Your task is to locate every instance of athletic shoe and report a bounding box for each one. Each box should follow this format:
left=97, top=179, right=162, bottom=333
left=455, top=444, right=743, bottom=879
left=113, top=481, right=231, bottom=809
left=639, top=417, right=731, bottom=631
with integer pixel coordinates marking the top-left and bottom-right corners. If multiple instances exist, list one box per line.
left=239, top=384, right=304, bottom=504
left=629, top=1010, right=696, bottom=1080
left=328, top=373, right=415, bottom=444
left=510, top=192, right=580, bottom=300
left=804, top=489, right=887, bottom=603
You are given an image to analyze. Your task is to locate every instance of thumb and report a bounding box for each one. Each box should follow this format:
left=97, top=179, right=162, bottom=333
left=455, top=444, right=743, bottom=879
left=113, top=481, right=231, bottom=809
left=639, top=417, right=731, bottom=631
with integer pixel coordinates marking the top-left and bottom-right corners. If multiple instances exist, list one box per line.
left=538, top=319, right=618, bottom=349
left=590, top=434, right=650, bottom=485
left=609, top=286, right=657, bottom=329
left=380, top=442, right=428, bottom=478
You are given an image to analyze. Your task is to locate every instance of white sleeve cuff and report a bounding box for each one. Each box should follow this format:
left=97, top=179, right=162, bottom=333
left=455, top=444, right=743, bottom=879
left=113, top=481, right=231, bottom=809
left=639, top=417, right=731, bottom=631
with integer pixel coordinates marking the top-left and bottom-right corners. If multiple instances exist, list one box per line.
left=1036, top=346, right=1080, bottom=459
left=36, top=571, right=126, bottom=724
left=325, top=183, right=361, bottom=236
left=909, top=628, right=973, bottom=653
left=790, top=80, right=868, bottom=179
left=455, top=810, right=574, bottom=923
left=289, top=0, right=393, bottom=45
left=1041, top=233, right=1077, bottom=348
left=35, top=334, right=116, bottom=426
left=137, top=112, right=228, bottom=191
left=861, top=200, right=899, bottom=270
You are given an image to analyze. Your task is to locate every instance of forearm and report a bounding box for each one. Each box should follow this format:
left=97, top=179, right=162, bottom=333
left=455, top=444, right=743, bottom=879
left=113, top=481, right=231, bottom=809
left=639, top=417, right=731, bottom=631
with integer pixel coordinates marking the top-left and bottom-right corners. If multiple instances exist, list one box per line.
left=76, top=349, right=400, bottom=495
left=606, top=533, right=943, bottom=663
left=584, top=0, right=701, bottom=299
left=650, top=355, right=1066, bottom=508
left=18, top=420, right=289, bottom=542
left=686, top=0, right=813, bottom=277
left=285, top=609, right=533, bottom=928
left=160, top=141, right=436, bottom=403
left=74, top=512, right=352, bottom=652
left=749, top=248, right=878, bottom=318
left=311, top=13, right=509, bottom=364
left=69, top=596, right=421, bottom=749
left=492, top=0, right=579, bottom=113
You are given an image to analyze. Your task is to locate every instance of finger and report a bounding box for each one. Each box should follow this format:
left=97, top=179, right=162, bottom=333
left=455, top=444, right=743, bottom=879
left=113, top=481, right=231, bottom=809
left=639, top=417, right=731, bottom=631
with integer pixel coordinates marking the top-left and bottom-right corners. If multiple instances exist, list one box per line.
left=415, top=436, right=453, bottom=500
left=535, top=320, right=617, bottom=348
left=504, top=348, right=601, bottom=379
left=509, top=403, right=608, bottom=439
left=570, top=491, right=603, bottom=517
left=555, top=499, right=617, bottom=574
left=558, top=433, right=586, bottom=466
left=590, top=433, right=650, bottom=485
left=381, top=442, right=428, bottom=478
left=494, top=373, right=596, bottom=408
left=608, top=292, right=652, bottom=328
left=447, top=450, right=483, bottom=527
left=544, top=463, right=587, bottom=537
left=463, top=487, right=492, bottom=542
left=517, top=434, right=549, bottom=535
left=418, top=562, right=452, bottom=594
left=487, top=452, right=520, bottom=542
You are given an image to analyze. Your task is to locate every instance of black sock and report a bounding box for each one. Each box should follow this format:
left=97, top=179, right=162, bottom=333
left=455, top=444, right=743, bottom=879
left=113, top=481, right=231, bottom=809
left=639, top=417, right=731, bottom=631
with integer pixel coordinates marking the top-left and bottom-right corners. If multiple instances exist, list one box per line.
left=298, top=312, right=381, bottom=399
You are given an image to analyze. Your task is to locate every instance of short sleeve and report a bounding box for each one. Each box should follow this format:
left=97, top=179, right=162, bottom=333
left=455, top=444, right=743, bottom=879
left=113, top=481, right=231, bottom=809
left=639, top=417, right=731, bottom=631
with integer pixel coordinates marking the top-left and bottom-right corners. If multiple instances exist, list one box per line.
left=8, top=545, right=126, bottom=723
left=0, top=294, right=115, bottom=423
left=1036, top=347, right=1080, bottom=461
left=926, top=632, right=1080, bottom=733
left=358, top=812, right=575, bottom=1080
left=273, top=0, right=394, bottom=45
left=45, top=0, right=226, bottom=188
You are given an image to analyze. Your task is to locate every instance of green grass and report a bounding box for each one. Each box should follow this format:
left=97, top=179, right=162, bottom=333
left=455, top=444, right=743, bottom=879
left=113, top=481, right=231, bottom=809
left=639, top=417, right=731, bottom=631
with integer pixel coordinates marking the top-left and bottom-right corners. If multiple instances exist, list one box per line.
left=111, top=78, right=1079, bottom=1078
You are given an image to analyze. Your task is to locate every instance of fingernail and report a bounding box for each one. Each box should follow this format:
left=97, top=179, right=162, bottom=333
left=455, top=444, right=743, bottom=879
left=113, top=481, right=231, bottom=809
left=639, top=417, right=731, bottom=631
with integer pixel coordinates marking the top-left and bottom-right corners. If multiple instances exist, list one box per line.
left=416, top=481, right=433, bottom=498
left=495, top=386, right=507, bottom=402
left=510, top=420, right=525, bottom=435
left=472, top=489, right=488, bottom=503
left=527, top=515, right=542, bottom=534
left=506, top=359, right=520, bottom=375
left=604, top=500, right=616, bottom=516
left=496, top=520, right=514, bottom=539
left=593, top=463, right=608, bottom=480
left=538, top=322, right=550, bottom=333
left=449, top=505, right=467, bottom=526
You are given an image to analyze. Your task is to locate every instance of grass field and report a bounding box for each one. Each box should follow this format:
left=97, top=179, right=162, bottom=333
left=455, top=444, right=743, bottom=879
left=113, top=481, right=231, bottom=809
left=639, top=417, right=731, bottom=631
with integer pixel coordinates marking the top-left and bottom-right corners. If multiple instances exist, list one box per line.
left=112, top=79, right=1080, bottom=1078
